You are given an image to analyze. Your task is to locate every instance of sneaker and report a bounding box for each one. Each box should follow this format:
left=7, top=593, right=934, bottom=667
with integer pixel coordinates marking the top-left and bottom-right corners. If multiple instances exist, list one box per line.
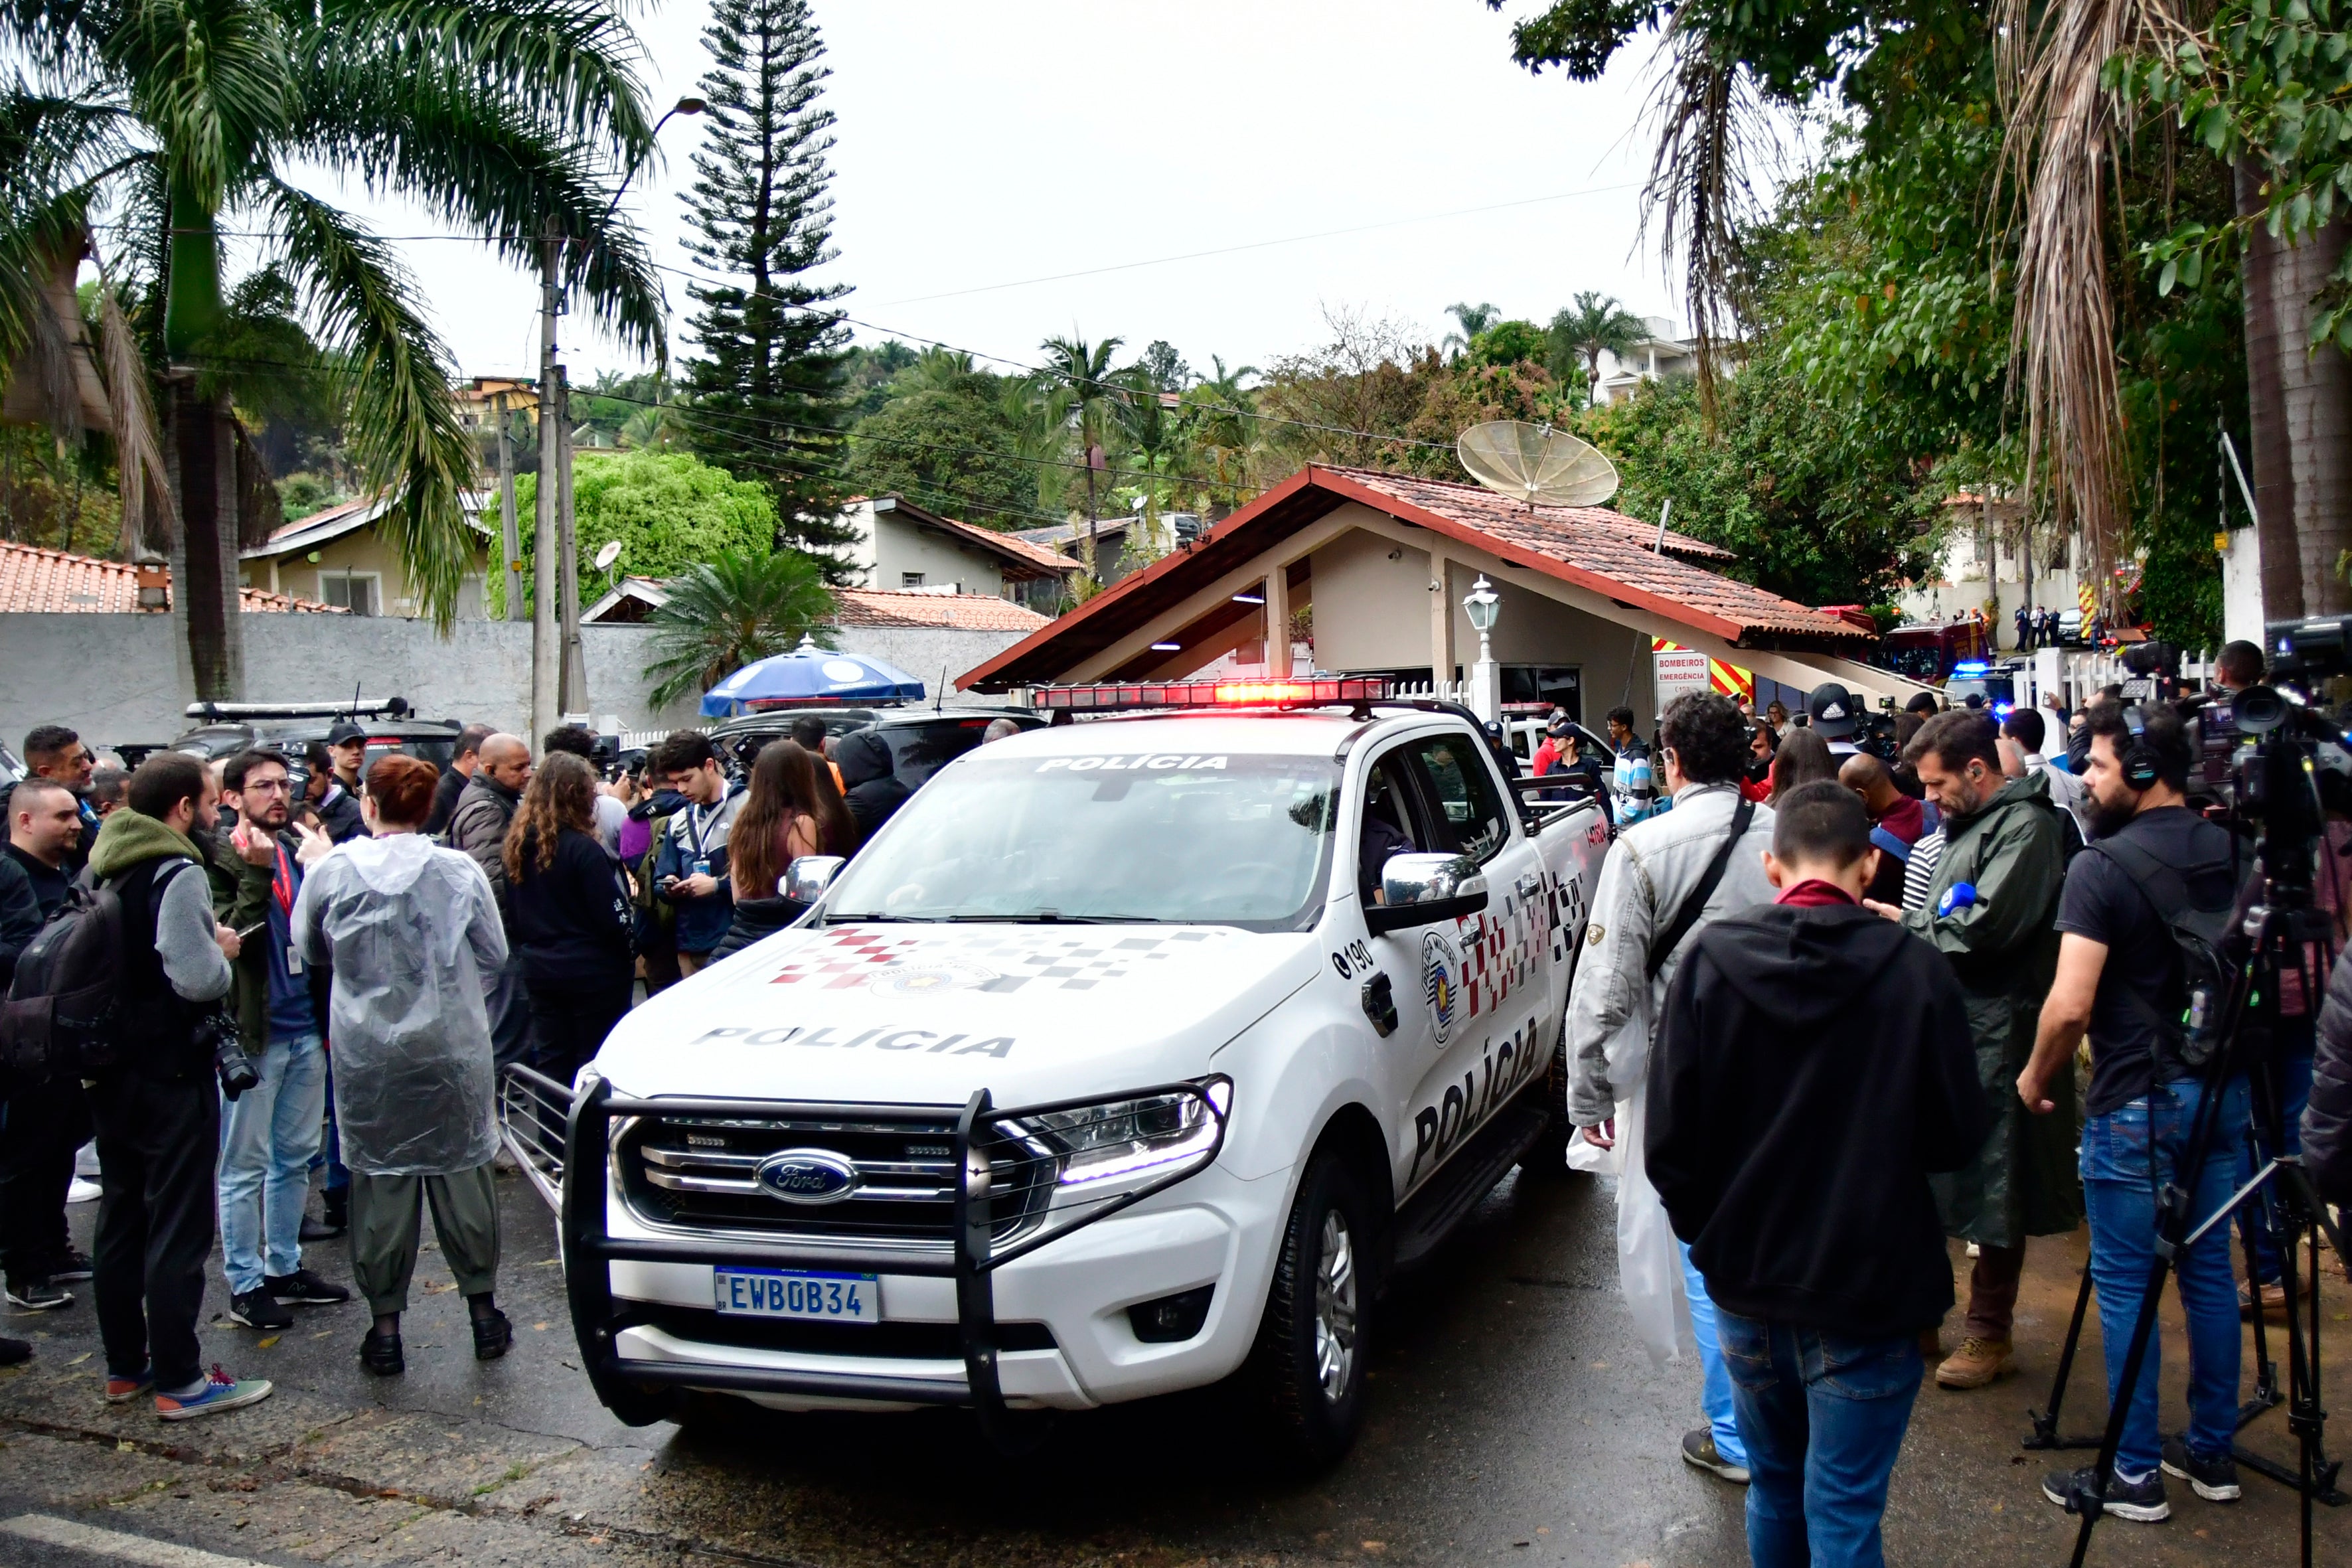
left=155, top=1366, right=273, bottom=1421
left=1680, top=1426, right=1751, bottom=1484
left=2161, top=1435, right=2243, bottom=1502
left=66, top=1178, right=101, bottom=1204
left=2043, top=1464, right=2171, bottom=1523
left=264, top=1269, right=350, bottom=1306
left=297, top=1210, right=343, bottom=1243
left=44, top=1248, right=94, bottom=1283
left=0, top=1336, right=29, bottom=1367
left=224, top=1288, right=293, bottom=1331
left=5, top=1277, right=72, bottom=1312
left=104, top=1368, right=154, bottom=1403
left=1936, top=1336, right=2015, bottom=1389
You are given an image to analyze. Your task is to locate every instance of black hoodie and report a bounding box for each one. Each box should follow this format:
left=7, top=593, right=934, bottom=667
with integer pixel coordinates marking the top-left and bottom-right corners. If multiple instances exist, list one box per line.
left=835, top=729, right=910, bottom=841
left=1648, top=899, right=1991, bottom=1339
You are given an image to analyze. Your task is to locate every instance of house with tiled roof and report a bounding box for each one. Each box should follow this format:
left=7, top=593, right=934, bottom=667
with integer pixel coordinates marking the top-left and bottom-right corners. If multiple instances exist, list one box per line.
left=0, top=540, right=343, bottom=615
left=240, top=492, right=497, bottom=617
left=960, top=463, right=1930, bottom=730
left=837, top=494, right=1077, bottom=611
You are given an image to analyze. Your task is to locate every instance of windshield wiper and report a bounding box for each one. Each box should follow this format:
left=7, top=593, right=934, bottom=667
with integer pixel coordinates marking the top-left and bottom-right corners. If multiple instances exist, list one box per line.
left=944, top=912, right=1161, bottom=925
left=822, top=913, right=939, bottom=924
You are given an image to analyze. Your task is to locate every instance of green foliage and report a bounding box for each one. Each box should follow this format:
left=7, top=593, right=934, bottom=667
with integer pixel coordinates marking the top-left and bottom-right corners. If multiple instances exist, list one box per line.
left=499, top=449, right=780, bottom=617
left=677, top=0, right=857, bottom=572
left=1548, top=291, right=1646, bottom=392
left=844, top=341, right=918, bottom=416
left=1577, top=347, right=1942, bottom=606
left=642, top=547, right=836, bottom=707
left=1464, top=319, right=1551, bottom=368
left=840, top=383, right=1040, bottom=529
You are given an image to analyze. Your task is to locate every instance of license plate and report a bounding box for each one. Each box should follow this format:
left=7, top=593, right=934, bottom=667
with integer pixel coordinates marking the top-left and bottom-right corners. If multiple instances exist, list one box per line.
left=713, top=1268, right=879, bottom=1323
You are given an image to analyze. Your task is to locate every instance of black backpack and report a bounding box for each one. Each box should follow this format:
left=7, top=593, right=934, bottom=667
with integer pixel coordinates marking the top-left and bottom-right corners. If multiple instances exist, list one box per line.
left=2088, top=835, right=2239, bottom=1071
left=0, top=860, right=194, bottom=1085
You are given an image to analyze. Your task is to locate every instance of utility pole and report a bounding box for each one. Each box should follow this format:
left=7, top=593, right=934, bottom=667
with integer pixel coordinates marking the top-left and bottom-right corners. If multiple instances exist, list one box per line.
left=556, top=363, right=585, bottom=715
left=496, top=392, right=523, bottom=622
left=532, top=232, right=561, bottom=742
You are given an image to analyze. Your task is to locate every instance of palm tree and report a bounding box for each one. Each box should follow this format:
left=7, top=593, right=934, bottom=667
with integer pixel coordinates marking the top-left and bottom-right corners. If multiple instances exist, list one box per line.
left=1113, top=365, right=1180, bottom=560
left=0, top=0, right=666, bottom=696
left=997, top=374, right=1074, bottom=512
left=1442, top=301, right=1502, bottom=360
left=1182, top=355, right=1259, bottom=514
left=1038, top=330, right=1123, bottom=554
left=1549, top=291, right=1648, bottom=398
left=643, top=548, right=834, bottom=706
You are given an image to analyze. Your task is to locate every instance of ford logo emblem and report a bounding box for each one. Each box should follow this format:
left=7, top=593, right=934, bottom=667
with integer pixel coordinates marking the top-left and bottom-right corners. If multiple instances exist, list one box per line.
left=754, top=1148, right=860, bottom=1205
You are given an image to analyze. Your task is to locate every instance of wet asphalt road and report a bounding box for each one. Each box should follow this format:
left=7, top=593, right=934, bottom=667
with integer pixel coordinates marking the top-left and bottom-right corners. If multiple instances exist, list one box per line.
left=3, top=1161, right=2349, bottom=1567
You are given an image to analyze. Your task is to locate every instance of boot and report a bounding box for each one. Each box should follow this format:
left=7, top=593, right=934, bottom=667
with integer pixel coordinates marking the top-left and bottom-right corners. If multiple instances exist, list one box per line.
left=1935, top=1336, right=2015, bottom=1389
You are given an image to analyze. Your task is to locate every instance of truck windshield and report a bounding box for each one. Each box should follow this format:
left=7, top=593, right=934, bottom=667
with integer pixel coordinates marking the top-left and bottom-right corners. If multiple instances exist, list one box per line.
left=823, top=753, right=1340, bottom=931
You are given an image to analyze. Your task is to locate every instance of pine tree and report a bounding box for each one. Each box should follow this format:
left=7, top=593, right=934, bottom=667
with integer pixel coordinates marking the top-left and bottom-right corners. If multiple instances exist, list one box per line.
left=679, top=0, right=858, bottom=576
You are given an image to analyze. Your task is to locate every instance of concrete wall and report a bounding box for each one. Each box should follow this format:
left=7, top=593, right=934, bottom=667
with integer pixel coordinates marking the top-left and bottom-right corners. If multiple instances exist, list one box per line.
left=0, top=614, right=1025, bottom=755
left=1306, top=524, right=1657, bottom=731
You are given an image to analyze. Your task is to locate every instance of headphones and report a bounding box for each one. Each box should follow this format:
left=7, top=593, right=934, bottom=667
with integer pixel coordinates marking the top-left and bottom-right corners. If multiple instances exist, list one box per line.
left=2119, top=704, right=2162, bottom=791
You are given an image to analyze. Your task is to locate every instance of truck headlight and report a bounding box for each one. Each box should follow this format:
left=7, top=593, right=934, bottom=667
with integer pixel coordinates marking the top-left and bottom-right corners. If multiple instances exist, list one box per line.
left=1016, top=1077, right=1232, bottom=1192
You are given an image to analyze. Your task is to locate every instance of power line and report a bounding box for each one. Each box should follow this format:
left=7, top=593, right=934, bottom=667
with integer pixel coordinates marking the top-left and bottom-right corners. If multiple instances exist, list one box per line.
left=861, top=180, right=1644, bottom=305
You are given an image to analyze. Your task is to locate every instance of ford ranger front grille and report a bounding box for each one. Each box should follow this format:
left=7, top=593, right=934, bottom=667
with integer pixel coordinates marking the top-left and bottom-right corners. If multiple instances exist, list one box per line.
left=615, top=1114, right=1053, bottom=1251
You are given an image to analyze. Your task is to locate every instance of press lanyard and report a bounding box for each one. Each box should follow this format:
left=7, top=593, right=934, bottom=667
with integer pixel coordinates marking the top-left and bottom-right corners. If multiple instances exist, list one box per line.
left=270, top=842, right=295, bottom=919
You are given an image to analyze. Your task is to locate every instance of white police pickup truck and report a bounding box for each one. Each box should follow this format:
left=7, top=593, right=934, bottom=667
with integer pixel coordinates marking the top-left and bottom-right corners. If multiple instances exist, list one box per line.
left=512, top=678, right=1609, bottom=1465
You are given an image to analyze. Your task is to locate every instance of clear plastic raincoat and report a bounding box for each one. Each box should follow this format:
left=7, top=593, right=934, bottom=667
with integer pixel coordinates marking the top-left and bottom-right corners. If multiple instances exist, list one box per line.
left=293, top=832, right=509, bottom=1176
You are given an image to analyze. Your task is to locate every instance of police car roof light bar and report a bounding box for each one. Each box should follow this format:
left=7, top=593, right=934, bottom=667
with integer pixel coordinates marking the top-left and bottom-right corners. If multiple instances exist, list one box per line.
left=1022, top=677, right=1387, bottom=713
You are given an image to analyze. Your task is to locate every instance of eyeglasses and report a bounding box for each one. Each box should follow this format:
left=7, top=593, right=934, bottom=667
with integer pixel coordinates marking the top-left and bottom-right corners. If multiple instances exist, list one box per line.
left=242, top=779, right=292, bottom=795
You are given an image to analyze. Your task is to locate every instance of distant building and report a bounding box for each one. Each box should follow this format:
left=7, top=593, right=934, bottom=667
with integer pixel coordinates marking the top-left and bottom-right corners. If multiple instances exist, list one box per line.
left=1593, top=317, right=1701, bottom=405
left=1896, top=491, right=2086, bottom=643
left=452, top=376, right=538, bottom=436
left=240, top=495, right=497, bottom=618
left=836, top=495, right=1078, bottom=609
left=1009, top=513, right=1202, bottom=591
left=0, top=540, right=341, bottom=614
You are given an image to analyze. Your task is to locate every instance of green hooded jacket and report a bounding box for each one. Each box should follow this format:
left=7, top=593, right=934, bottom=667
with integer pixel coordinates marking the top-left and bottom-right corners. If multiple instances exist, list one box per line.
left=87, top=807, right=203, bottom=882
left=1903, top=769, right=2084, bottom=1248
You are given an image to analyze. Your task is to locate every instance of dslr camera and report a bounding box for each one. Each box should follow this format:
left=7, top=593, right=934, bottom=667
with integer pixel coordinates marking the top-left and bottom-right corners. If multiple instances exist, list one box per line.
left=195, top=1005, right=258, bottom=1100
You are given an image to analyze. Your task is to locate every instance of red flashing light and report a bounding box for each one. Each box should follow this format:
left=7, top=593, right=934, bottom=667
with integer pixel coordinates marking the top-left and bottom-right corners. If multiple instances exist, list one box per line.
left=1028, top=677, right=1385, bottom=712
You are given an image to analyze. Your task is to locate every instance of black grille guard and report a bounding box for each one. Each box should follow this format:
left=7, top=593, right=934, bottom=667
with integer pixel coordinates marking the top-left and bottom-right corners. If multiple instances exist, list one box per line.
left=508, top=1064, right=1230, bottom=1435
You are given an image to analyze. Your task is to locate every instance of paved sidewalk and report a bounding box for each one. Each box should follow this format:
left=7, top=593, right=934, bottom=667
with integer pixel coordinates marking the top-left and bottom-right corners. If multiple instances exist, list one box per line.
left=0, top=1164, right=2344, bottom=1566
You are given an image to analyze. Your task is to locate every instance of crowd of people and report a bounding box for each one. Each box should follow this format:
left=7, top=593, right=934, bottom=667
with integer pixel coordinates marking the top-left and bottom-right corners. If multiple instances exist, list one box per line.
left=0, top=712, right=925, bottom=1415
left=1567, top=634, right=2352, bottom=1566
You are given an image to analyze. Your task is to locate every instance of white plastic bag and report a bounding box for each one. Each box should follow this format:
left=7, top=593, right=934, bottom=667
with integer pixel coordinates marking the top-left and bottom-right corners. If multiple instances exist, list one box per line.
left=1614, top=1090, right=1694, bottom=1370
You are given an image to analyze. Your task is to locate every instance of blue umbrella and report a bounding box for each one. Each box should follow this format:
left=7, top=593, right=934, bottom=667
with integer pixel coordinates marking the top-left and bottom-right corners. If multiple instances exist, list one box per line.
left=700, top=635, right=925, bottom=718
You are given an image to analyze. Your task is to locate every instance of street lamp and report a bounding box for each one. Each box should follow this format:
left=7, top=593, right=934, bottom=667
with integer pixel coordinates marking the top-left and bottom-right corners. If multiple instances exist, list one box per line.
left=1463, top=575, right=1501, bottom=722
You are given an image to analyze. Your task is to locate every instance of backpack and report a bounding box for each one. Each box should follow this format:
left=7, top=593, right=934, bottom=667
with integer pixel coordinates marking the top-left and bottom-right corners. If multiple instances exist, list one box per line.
left=2087, top=835, right=2238, bottom=1072
left=0, top=860, right=195, bottom=1085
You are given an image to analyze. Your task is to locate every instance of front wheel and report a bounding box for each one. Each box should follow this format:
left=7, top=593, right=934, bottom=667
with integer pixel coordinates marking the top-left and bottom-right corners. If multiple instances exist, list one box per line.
left=1245, top=1150, right=1372, bottom=1470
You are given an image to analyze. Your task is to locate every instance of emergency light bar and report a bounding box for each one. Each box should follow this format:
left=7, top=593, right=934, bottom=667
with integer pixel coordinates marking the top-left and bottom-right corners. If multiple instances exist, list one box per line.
left=1023, top=676, right=1387, bottom=712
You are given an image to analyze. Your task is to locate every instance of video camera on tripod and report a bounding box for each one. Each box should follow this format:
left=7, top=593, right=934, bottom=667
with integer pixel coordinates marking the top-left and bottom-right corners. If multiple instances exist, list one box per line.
left=2032, top=614, right=2352, bottom=1567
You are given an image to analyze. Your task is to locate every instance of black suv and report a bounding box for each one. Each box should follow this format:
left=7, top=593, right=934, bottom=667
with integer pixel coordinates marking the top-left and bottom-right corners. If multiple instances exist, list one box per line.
left=708, top=707, right=1044, bottom=789
left=168, top=699, right=463, bottom=773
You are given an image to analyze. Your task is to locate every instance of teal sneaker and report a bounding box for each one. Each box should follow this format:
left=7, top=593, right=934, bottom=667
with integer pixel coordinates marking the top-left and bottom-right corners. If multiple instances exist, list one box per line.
left=155, top=1366, right=273, bottom=1421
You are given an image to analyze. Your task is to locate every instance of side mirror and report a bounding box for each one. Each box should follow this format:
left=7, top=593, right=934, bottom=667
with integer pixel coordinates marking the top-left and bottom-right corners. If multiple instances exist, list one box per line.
left=1366, top=852, right=1488, bottom=935
left=783, top=855, right=846, bottom=903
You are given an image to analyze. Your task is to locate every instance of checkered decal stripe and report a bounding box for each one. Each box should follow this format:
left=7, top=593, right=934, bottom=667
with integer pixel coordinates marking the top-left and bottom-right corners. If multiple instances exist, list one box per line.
left=769, top=927, right=1225, bottom=992
left=1456, top=871, right=1562, bottom=1020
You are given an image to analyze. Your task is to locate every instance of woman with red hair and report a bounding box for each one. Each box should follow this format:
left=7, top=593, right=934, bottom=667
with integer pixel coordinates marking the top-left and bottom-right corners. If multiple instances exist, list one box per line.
left=293, top=753, right=512, bottom=1377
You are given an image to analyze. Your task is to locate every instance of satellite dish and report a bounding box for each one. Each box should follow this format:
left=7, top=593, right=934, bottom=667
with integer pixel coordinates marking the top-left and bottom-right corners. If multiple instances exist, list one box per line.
left=1456, top=420, right=1620, bottom=509
left=593, top=540, right=623, bottom=571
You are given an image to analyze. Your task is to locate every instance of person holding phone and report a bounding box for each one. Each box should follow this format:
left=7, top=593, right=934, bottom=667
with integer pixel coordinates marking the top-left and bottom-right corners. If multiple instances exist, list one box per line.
left=650, top=730, right=745, bottom=977
left=211, top=749, right=346, bottom=1332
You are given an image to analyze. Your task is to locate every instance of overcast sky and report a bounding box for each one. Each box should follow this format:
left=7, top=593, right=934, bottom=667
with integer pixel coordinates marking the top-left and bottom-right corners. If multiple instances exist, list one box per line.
left=301, top=0, right=1687, bottom=384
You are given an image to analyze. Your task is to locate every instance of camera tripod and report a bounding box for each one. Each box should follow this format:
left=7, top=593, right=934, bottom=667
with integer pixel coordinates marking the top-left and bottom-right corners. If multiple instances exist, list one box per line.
left=2023, top=897, right=2350, bottom=1568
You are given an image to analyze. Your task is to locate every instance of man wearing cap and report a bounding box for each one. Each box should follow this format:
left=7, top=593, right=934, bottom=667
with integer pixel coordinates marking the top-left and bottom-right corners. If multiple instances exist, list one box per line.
left=323, top=722, right=366, bottom=799
left=1807, top=682, right=1865, bottom=758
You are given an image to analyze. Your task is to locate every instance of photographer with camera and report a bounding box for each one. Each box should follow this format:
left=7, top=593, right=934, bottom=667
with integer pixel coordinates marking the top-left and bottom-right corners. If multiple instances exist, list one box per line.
left=84, top=753, right=274, bottom=1419
left=210, top=751, right=346, bottom=1332
left=1871, top=710, right=2078, bottom=1394
left=2015, top=702, right=2246, bottom=1522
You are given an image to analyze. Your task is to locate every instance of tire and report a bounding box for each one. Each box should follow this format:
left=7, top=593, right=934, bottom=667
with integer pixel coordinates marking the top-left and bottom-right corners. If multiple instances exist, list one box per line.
left=1518, top=1020, right=1576, bottom=1177
left=1245, top=1150, right=1373, bottom=1470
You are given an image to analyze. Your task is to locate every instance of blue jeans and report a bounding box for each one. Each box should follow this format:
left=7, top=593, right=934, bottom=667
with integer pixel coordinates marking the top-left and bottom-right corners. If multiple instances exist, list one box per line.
left=2081, top=1075, right=2250, bottom=1477
left=1717, top=1311, right=1922, bottom=1568
left=217, top=1031, right=327, bottom=1294
left=1683, top=1240, right=1749, bottom=1467
left=2238, top=1041, right=2313, bottom=1285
